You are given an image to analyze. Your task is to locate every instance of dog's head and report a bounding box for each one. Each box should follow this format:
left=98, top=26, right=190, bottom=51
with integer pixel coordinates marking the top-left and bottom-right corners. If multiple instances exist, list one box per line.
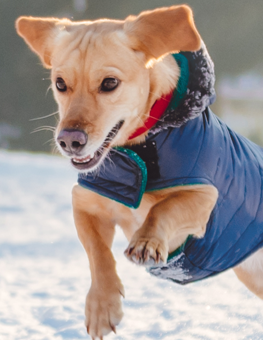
left=16, top=5, right=200, bottom=171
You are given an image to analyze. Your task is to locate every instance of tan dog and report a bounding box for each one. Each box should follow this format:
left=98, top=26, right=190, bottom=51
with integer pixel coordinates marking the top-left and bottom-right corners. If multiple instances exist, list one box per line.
left=16, top=5, right=263, bottom=340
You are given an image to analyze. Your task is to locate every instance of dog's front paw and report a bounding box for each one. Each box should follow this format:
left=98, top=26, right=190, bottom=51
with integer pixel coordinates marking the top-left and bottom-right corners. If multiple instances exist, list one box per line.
left=124, top=229, right=168, bottom=266
left=85, top=283, right=124, bottom=339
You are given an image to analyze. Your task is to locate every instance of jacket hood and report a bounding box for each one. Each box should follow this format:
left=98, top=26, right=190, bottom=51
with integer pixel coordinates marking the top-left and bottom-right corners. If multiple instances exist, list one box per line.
left=150, top=42, right=216, bottom=134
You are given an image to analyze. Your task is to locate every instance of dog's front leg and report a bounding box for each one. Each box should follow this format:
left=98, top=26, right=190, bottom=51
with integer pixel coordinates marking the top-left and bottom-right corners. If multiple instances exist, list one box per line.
left=125, top=185, right=218, bottom=265
left=72, top=184, right=124, bottom=339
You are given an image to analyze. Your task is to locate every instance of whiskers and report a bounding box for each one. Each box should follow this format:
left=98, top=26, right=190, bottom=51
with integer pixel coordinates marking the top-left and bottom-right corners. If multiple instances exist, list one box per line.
left=29, top=110, right=59, bottom=121
left=30, top=124, right=58, bottom=152
left=46, top=83, right=53, bottom=96
left=41, top=137, right=60, bottom=155
left=31, top=125, right=56, bottom=134
left=51, top=141, right=60, bottom=155
left=29, top=109, right=59, bottom=149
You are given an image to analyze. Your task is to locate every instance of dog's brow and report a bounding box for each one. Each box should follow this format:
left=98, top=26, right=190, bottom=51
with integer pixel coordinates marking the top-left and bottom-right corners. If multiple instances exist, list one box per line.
left=52, top=30, right=89, bottom=67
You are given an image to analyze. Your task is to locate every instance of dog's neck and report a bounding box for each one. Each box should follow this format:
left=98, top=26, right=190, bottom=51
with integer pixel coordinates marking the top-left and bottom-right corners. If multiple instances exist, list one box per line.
left=128, top=89, right=174, bottom=140
left=124, top=54, right=180, bottom=145
left=148, top=54, right=180, bottom=110
left=124, top=44, right=216, bottom=145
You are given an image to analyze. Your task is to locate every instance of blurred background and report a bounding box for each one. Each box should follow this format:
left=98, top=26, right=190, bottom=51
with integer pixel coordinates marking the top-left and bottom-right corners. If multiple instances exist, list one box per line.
left=1, top=0, right=263, bottom=152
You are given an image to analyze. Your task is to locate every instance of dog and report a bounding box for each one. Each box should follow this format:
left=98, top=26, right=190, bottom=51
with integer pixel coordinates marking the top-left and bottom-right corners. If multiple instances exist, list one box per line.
left=16, top=5, right=263, bottom=339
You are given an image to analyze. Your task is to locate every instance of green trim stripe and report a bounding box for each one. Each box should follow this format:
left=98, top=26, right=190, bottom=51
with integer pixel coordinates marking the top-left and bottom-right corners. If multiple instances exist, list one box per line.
left=167, top=53, right=189, bottom=111
left=167, top=235, right=192, bottom=261
left=114, top=146, right=148, bottom=209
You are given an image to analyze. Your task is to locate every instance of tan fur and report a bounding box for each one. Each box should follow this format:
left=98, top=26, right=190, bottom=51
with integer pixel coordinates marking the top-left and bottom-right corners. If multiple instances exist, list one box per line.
left=16, top=17, right=71, bottom=67
left=72, top=183, right=218, bottom=337
left=15, top=7, right=198, bottom=151
left=233, top=248, right=263, bottom=299
left=124, top=5, right=201, bottom=60
left=16, top=5, right=263, bottom=339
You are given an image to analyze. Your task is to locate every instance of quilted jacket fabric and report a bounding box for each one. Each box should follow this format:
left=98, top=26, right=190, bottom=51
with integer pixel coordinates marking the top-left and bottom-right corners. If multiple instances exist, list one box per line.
left=78, top=46, right=263, bottom=284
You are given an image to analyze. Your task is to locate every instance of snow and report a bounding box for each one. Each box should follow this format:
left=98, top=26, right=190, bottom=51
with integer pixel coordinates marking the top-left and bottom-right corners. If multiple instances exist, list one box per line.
left=0, top=150, right=262, bottom=340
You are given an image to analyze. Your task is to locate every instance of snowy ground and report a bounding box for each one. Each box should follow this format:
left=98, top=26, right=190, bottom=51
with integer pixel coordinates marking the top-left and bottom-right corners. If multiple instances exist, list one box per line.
left=0, top=150, right=263, bottom=340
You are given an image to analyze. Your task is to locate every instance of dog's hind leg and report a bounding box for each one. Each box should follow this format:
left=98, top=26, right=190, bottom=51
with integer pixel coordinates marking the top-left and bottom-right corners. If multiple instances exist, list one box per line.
left=233, top=248, right=263, bottom=299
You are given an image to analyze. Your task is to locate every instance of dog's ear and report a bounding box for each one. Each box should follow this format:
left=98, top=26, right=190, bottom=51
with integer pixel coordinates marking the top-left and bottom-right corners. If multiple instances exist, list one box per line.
left=124, top=5, right=201, bottom=60
left=16, top=16, right=69, bottom=68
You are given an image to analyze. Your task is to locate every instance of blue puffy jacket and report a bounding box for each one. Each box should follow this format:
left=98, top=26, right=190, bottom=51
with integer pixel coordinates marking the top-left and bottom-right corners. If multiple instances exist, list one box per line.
left=78, top=48, right=263, bottom=284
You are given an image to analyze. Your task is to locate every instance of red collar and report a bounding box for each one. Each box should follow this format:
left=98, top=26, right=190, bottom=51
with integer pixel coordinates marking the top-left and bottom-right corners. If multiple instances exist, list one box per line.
left=128, top=90, right=174, bottom=140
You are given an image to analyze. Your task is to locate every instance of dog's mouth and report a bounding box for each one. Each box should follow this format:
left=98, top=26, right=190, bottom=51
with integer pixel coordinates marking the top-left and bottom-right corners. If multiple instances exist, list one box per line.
left=71, top=120, right=124, bottom=171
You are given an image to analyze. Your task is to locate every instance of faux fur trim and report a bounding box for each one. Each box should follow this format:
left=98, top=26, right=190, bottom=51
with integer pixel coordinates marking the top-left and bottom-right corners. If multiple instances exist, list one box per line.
left=149, top=43, right=216, bottom=134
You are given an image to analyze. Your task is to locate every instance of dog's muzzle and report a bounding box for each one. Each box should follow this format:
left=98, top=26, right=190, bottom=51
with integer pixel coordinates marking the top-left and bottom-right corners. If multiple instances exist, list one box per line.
left=57, top=120, right=124, bottom=171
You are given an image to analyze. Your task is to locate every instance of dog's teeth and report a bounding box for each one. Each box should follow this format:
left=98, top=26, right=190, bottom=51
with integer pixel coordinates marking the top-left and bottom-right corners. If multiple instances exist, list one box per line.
left=73, top=154, right=94, bottom=164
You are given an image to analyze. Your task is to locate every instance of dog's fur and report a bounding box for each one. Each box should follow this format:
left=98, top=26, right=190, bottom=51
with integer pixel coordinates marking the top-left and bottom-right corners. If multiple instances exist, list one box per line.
left=16, top=5, right=263, bottom=339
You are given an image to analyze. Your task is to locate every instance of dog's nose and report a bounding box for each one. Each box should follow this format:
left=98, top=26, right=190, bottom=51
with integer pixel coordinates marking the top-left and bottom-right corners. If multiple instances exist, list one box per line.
left=57, top=129, right=87, bottom=153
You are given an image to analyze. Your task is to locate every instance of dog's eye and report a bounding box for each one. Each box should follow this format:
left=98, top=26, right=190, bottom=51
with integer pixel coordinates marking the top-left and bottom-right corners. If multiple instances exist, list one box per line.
left=56, top=77, right=67, bottom=92
left=100, top=78, right=119, bottom=92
